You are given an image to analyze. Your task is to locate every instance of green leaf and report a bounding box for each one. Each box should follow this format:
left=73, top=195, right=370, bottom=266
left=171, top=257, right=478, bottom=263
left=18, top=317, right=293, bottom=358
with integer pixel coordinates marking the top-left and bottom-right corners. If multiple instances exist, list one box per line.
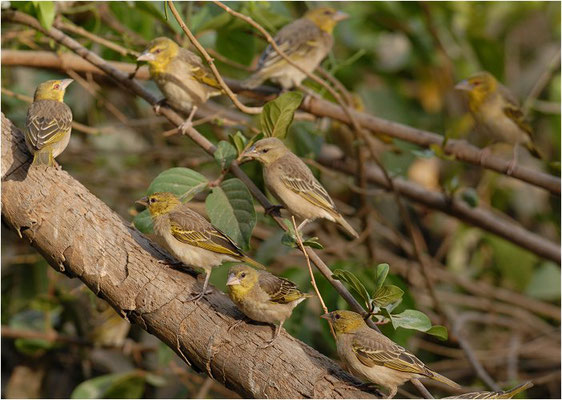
left=302, top=236, right=324, bottom=249
left=372, top=284, right=404, bottom=307
left=260, top=92, right=304, bottom=138
left=281, top=232, right=298, bottom=248
left=147, top=168, right=209, bottom=199
left=374, top=263, right=389, bottom=291
left=426, top=325, right=448, bottom=341
left=71, top=371, right=146, bottom=399
left=332, top=269, right=371, bottom=306
left=216, top=27, right=255, bottom=66
left=390, top=309, right=432, bottom=332
left=214, top=141, right=237, bottom=170
left=461, top=188, right=479, bottom=208
left=229, top=131, right=248, bottom=155
left=33, top=1, right=56, bottom=30
left=133, top=209, right=153, bottom=234
left=205, top=178, right=256, bottom=250
left=525, top=262, right=561, bottom=301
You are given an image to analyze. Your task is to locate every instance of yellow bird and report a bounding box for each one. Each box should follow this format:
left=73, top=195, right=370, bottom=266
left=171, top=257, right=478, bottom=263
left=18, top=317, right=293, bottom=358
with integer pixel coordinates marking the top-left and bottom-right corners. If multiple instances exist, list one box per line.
left=242, top=7, right=349, bottom=90
left=455, top=71, right=542, bottom=174
left=137, top=37, right=222, bottom=132
left=137, top=192, right=265, bottom=302
left=25, top=79, right=74, bottom=168
left=322, top=310, right=460, bottom=398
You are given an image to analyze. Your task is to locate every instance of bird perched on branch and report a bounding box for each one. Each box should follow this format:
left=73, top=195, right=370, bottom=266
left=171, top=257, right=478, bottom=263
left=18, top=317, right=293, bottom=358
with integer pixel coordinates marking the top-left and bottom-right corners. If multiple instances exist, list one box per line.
left=443, top=381, right=533, bottom=399
left=25, top=79, right=74, bottom=168
left=321, top=310, right=460, bottom=398
left=226, top=265, right=311, bottom=346
left=137, top=37, right=222, bottom=132
left=242, top=7, right=348, bottom=90
left=455, top=71, right=542, bottom=174
left=137, top=192, right=265, bottom=302
left=244, top=137, right=358, bottom=238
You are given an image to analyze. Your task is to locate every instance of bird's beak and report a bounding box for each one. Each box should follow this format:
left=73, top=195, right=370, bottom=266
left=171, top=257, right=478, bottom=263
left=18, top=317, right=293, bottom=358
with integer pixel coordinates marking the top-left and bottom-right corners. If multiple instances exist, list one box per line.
left=137, top=51, right=156, bottom=62
left=454, top=80, right=472, bottom=92
left=242, top=145, right=258, bottom=160
left=136, top=196, right=149, bottom=208
left=333, top=11, right=349, bottom=22
left=226, top=274, right=241, bottom=286
left=320, top=312, right=333, bottom=321
left=60, top=79, right=74, bottom=90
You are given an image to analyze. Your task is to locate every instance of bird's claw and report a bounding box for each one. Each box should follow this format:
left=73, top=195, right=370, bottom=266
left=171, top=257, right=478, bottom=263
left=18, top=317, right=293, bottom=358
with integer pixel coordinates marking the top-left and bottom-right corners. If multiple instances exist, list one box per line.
left=186, top=289, right=211, bottom=303
left=179, top=120, right=193, bottom=135
left=265, top=204, right=284, bottom=218
left=153, top=99, right=167, bottom=115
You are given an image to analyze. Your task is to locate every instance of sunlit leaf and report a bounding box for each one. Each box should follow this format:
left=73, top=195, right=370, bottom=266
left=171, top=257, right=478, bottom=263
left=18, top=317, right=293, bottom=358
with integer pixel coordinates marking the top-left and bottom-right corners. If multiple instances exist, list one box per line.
left=426, top=325, right=448, bottom=341
left=389, top=309, right=432, bottom=332
left=372, top=284, right=403, bottom=307
left=332, top=269, right=371, bottom=306
left=374, top=263, right=389, bottom=291
left=260, top=92, right=304, bottom=138
left=214, top=140, right=237, bottom=170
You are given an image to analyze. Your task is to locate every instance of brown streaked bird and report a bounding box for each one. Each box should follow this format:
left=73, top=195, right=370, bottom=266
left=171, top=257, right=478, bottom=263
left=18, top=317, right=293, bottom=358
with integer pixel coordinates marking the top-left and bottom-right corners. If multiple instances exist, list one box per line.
left=226, top=265, right=311, bottom=347
left=244, top=137, right=358, bottom=238
left=137, top=192, right=265, bottom=302
left=444, top=381, right=533, bottom=399
left=25, top=79, right=74, bottom=168
left=137, top=37, right=222, bottom=132
left=455, top=71, right=542, bottom=174
left=242, top=7, right=348, bottom=90
left=322, top=310, right=461, bottom=398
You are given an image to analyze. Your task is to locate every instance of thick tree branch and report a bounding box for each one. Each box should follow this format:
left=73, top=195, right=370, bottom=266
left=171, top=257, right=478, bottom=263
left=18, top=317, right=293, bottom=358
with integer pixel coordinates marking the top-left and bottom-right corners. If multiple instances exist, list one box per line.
left=1, top=113, right=377, bottom=399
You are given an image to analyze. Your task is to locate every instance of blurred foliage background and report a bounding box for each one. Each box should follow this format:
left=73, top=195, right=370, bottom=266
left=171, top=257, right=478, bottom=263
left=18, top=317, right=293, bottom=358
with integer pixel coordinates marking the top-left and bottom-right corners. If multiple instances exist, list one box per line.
left=1, top=1, right=560, bottom=398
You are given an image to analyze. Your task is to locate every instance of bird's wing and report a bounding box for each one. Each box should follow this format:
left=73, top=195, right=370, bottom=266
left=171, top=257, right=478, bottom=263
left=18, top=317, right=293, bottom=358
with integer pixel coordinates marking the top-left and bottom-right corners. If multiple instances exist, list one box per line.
left=25, top=100, right=72, bottom=151
left=168, top=206, right=242, bottom=257
left=351, top=331, right=428, bottom=375
left=257, top=19, right=324, bottom=71
left=177, top=48, right=222, bottom=92
left=258, top=272, right=306, bottom=304
left=279, top=156, right=338, bottom=216
left=498, top=85, right=533, bottom=138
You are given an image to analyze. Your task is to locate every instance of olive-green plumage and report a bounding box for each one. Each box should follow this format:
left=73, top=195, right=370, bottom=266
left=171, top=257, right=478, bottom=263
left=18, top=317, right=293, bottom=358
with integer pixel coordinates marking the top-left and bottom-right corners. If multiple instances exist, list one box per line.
left=455, top=71, right=542, bottom=173
left=322, top=310, right=460, bottom=398
left=444, top=381, right=533, bottom=399
left=25, top=79, right=74, bottom=167
left=137, top=37, right=221, bottom=129
left=242, top=7, right=348, bottom=90
left=138, top=192, right=265, bottom=302
left=227, top=265, right=311, bottom=346
left=244, top=138, right=358, bottom=238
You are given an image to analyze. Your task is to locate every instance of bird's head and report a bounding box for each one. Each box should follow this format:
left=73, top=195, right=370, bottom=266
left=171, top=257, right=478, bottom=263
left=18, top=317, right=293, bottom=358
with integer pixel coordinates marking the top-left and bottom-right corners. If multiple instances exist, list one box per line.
left=243, top=137, right=289, bottom=166
left=226, top=265, right=259, bottom=296
left=137, top=37, right=179, bottom=71
left=455, top=71, right=498, bottom=110
left=305, top=7, right=349, bottom=33
left=33, top=79, right=73, bottom=102
left=136, top=192, right=181, bottom=217
left=321, top=310, right=366, bottom=334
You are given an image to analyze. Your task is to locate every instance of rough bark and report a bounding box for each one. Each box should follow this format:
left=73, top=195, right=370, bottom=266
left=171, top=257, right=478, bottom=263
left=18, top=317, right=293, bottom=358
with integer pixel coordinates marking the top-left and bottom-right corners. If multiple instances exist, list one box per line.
left=1, top=113, right=378, bottom=399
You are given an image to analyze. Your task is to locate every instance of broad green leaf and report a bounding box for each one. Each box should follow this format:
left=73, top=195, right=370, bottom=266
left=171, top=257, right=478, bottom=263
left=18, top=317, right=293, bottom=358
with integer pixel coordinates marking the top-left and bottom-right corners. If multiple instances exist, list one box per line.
left=390, top=309, right=432, bottom=332
left=372, top=284, right=404, bottom=307
left=205, top=178, right=256, bottom=250
left=426, top=325, right=448, bottom=341
left=214, top=141, right=237, bottom=170
left=133, top=209, right=153, bottom=234
left=302, top=236, right=324, bottom=249
left=332, top=269, right=371, bottom=306
left=216, top=27, right=255, bottom=66
left=10, top=309, right=60, bottom=355
left=260, top=92, right=304, bottom=138
left=374, top=263, right=389, bottom=291
left=525, top=262, right=561, bottom=301
left=147, top=168, right=208, bottom=198
left=33, top=1, right=55, bottom=30
left=281, top=232, right=298, bottom=248
left=71, top=371, right=146, bottom=399
left=229, top=131, right=248, bottom=155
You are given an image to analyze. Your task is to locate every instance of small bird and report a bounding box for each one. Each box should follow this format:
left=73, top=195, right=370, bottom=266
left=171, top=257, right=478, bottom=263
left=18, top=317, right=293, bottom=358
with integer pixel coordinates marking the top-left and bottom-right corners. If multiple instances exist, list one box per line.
left=321, top=310, right=460, bottom=398
left=242, top=7, right=348, bottom=90
left=24, top=79, right=74, bottom=168
left=137, top=37, right=222, bottom=132
left=244, top=137, right=358, bottom=238
left=455, top=71, right=542, bottom=174
left=137, top=192, right=265, bottom=302
left=226, top=264, right=311, bottom=346
left=444, top=381, right=533, bottom=399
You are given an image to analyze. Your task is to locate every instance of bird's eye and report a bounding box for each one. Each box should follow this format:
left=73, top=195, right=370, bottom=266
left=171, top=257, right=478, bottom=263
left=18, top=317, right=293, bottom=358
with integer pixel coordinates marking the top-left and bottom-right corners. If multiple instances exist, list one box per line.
left=149, top=198, right=156, bottom=204
left=154, top=48, right=162, bottom=54
left=240, top=272, right=246, bottom=278
left=472, top=80, right=481, bottom=86
left=324, top=10, right=332, bottom=15
left=334, top=314, right=340, bottom=319
left=262, top=148, right=269, bottom=154
left=54, top=84, right=60, bottom=90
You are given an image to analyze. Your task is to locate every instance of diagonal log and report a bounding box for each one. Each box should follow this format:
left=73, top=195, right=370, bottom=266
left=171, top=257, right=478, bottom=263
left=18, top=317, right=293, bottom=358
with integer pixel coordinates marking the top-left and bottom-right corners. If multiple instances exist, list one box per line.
left=0, top=113, right=377, bottom=399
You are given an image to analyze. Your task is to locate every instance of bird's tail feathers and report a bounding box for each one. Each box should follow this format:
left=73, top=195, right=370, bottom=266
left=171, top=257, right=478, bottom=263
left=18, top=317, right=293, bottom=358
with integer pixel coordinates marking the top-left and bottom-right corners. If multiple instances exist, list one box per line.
left=428, top=370, right=461, bottom=389
left=32, top=150, right=54, bottom=167
left=241, top=72, right=265, bottom=89
left=241, top=256, right=267, bottom=270
left=524, top=142, right=543, bottom=160
left=502, top=381, right=533, bottom=398
left=335, top=214, right=359, bottom=239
